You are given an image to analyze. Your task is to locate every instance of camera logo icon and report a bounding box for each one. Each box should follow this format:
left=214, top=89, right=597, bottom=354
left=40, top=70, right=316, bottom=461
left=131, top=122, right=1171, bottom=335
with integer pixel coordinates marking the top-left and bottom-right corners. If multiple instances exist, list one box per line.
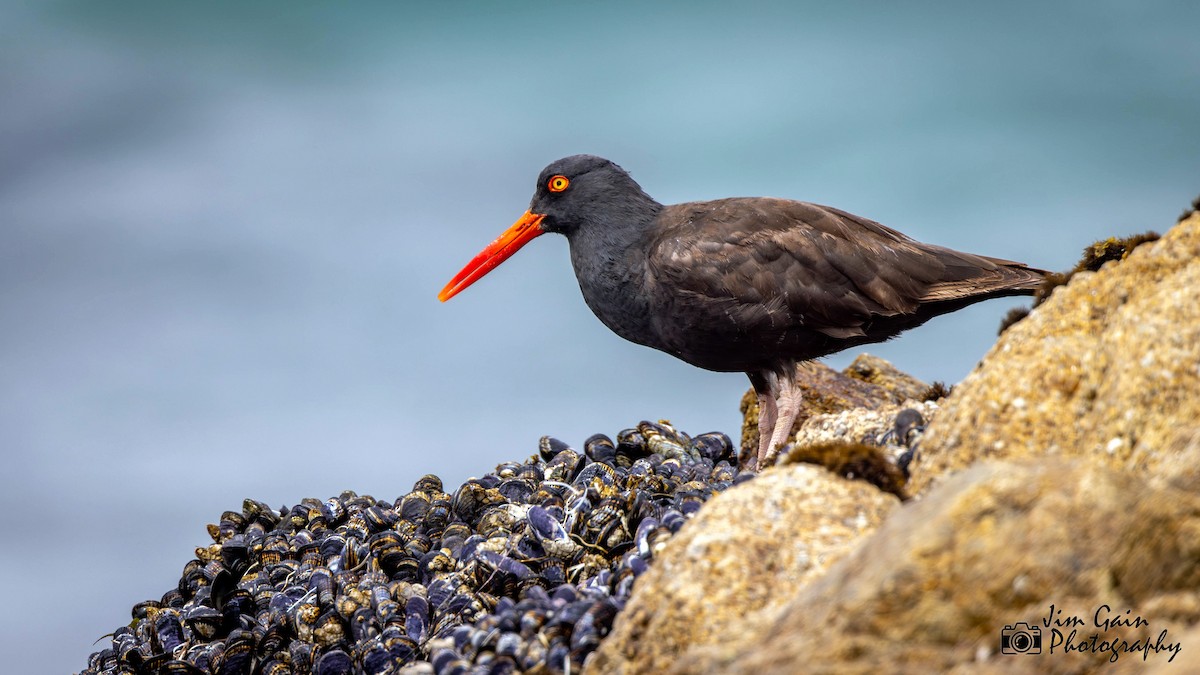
left=1000, top=622, right=1042, bottom=655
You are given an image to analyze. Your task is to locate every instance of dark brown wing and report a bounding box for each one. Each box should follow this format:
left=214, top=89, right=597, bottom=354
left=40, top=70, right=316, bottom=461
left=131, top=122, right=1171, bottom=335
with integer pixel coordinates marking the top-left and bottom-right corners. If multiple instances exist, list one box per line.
left=822, top=204, right=1046, bottom=305
left=646, top=198, right=1041, bottom=342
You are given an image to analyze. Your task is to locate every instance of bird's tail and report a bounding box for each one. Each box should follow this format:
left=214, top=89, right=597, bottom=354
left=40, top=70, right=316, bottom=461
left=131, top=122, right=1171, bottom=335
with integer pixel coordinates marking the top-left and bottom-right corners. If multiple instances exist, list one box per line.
left=920, top=250, right=1047, bottom=304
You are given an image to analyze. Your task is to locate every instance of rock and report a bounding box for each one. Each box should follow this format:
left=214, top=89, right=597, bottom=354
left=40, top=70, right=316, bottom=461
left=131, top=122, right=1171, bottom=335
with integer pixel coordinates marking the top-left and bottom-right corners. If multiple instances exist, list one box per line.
left=585, top=464, right=900, bottom=675
left=910, top=213, right=1200, bottom=495
left=672, top=460, right=1200, bottom=674
left=790, top=399, right=938, bottom=451
left=739, top=354, right=933, bottom=459
left=1148, top=623, right=1200, bottom=675
left=842, top=353, right=936, bottom=400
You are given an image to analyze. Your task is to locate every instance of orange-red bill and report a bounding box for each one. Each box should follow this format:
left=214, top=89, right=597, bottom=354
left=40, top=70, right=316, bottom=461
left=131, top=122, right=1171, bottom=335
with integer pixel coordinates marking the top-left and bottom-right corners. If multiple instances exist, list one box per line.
left=438, top=211, right=547, bottom=302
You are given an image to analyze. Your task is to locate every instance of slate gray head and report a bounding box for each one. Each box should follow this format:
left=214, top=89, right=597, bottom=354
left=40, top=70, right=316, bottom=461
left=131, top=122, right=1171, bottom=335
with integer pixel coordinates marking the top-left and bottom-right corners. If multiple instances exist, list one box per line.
left=529, top=155, right=657, bottom=235
left=437, top=154, right=656, bottom=301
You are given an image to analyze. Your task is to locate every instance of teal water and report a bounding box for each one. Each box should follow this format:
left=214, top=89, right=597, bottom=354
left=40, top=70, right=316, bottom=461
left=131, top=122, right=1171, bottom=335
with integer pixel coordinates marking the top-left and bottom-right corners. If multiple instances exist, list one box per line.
left=1, top=2, right=1197, bottom=671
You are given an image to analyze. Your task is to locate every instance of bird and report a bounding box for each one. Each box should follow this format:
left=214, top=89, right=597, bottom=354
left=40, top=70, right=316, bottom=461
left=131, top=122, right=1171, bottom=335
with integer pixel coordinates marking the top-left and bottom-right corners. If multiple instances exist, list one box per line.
left=438, top=155, right=1046, bottom=471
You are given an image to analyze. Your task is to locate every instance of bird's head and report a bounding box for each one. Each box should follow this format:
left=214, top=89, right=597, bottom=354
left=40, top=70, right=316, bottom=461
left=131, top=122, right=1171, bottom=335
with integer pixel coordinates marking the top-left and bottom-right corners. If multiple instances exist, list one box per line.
left=438, top=155, right=656, bottom=302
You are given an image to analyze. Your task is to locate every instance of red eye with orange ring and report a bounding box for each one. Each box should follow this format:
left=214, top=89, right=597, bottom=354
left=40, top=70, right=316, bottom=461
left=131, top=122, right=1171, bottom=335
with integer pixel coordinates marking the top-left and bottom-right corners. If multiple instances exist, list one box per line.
left=547, top=175, right=570, bottom=192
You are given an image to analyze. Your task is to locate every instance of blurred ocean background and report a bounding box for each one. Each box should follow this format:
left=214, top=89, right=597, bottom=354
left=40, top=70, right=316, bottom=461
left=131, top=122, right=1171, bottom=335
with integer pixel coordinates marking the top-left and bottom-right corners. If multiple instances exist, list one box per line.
left=1, top=1, right=1197, bottom=671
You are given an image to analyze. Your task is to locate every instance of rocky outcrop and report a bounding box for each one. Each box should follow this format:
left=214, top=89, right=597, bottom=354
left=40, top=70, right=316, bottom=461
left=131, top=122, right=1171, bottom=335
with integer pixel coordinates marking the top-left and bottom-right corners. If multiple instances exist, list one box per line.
left=671, top=459, right=1200, bottom=674
left=586, top=465, right=900, bottom=675
left=738, top=354, right=934, bottom=458
left=909, top=212, right=1200, bottom=496
left=590, top=211, right=1200, bottom=674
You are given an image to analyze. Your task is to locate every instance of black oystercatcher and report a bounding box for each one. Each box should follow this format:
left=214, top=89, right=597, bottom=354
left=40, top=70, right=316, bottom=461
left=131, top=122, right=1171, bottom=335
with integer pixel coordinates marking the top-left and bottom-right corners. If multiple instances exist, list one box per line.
left=439, top=155, right=1045, bottom=470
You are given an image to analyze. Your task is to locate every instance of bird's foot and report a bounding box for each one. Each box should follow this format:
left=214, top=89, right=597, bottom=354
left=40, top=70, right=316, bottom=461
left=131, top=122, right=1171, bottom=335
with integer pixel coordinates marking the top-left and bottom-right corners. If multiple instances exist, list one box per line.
left=757, top=440, right=793, bottom=471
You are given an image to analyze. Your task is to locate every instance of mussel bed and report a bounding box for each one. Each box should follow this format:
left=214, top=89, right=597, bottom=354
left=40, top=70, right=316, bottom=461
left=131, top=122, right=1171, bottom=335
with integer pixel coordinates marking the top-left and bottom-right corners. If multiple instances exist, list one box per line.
left=80, top=421, right=748, bottom=675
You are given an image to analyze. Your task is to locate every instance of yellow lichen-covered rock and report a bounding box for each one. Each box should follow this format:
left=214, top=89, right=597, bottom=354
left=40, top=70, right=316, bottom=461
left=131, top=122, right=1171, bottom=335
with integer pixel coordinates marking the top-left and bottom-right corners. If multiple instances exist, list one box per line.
left=585, top=464, right=900, bottom=675
left=739, top=354, right=932, bottom=458
left=673, top=460, right=1200, bottom=674
left=910, top=213, right=1200, bottom=495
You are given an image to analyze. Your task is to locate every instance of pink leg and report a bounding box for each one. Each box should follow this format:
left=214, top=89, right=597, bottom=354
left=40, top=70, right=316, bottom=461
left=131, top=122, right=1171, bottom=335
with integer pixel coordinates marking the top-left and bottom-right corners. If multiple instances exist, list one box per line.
left=752, top=389, right=777, bottom=471
left=760, top=374, right=802, bottom=468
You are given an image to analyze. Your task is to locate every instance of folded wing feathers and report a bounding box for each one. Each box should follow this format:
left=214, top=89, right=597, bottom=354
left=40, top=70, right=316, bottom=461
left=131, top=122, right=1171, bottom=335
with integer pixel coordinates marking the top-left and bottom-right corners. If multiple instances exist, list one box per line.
left=652, top=199, right=1044, bottom=327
